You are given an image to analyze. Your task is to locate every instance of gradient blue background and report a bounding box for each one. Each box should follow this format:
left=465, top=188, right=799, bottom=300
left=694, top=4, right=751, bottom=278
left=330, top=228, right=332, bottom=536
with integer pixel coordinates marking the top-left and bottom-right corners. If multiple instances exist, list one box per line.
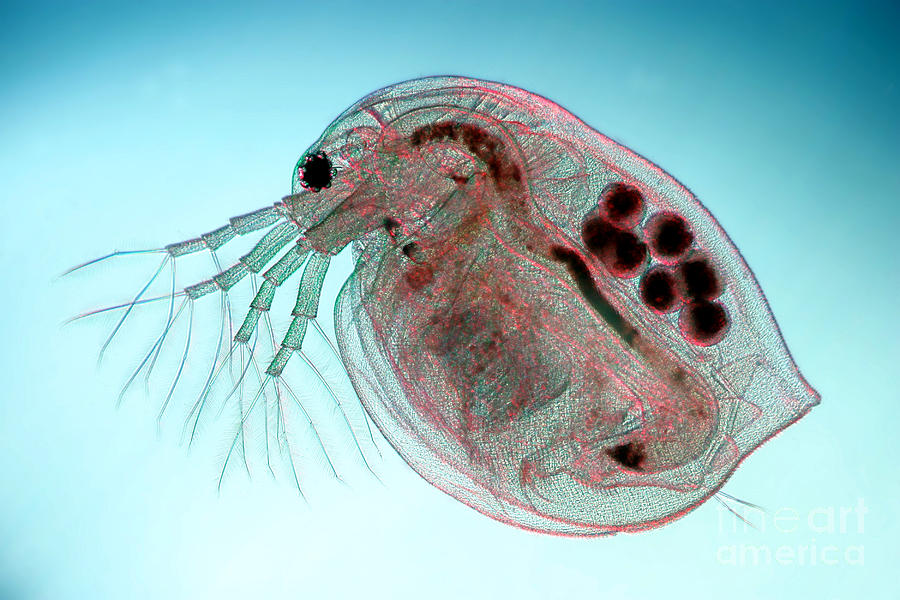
left=2, top=1, right=897, bottom=598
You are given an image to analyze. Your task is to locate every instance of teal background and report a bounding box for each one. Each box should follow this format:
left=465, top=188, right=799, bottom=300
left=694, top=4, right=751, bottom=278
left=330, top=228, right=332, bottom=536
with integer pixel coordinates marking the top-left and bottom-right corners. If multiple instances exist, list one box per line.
left=1, top=1, right=897, bottom=598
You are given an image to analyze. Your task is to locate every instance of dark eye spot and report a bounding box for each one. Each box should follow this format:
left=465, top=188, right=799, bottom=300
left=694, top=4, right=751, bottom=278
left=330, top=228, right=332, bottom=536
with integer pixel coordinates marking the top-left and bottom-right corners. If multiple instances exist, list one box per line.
left=640, top=267, right=680, bottom=313
left=299, top=151, right=334, bottom=192
left=679, top=301, right=730, bottom=346
left=646, top=212, right=693, bottom=262
left=678, top=257, right=722, bottom=301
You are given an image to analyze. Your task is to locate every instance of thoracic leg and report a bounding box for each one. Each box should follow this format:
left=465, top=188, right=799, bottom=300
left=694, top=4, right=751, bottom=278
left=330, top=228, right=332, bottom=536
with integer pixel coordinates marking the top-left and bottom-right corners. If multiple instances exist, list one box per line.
left=265, top=253, right=331, bottom=377
left=111, top=210, right=304, bottom=415
left=183, top=240, right=321, bottom=455
left=164, top=204, right=286, bottom=258
left=258, top=252, right=380, bottom=478
left=76, top=200, right=382, bottom=488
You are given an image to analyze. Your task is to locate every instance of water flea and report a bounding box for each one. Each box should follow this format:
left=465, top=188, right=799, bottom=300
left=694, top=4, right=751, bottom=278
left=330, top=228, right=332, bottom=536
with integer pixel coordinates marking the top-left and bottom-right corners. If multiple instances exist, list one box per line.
left=70, top=76, right=819, bottom=537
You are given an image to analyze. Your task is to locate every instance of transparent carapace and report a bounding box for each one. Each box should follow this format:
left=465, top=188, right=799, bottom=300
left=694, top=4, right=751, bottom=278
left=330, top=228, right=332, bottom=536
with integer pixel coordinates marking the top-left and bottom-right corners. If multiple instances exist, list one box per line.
left=72, top=76, right=820, bottom=536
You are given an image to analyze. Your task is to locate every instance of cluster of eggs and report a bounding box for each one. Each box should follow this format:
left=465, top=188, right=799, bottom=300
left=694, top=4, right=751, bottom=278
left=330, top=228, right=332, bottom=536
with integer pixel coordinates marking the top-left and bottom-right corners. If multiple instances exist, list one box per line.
left=581, top=183, right=730, bottom=347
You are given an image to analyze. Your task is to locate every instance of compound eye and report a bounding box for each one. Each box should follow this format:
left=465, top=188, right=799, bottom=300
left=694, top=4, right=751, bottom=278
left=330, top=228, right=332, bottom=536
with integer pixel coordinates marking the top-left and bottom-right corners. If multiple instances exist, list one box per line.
left=299, top=151, right=334, bottom=192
